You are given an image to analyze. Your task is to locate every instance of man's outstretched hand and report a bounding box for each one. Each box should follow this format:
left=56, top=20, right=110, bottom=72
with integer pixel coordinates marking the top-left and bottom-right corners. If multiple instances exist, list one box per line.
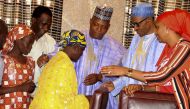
left=84, top=73, right=103, bottom=86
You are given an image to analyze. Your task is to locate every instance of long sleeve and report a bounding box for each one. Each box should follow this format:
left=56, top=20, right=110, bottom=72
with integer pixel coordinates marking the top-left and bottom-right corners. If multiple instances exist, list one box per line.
left=101, top=76, right=117, bottom=83
left=110, top=36, right=138, bottom=96
left=144, top=43, right=190, bottom=85
left=111, top=76, right=129, bottom=96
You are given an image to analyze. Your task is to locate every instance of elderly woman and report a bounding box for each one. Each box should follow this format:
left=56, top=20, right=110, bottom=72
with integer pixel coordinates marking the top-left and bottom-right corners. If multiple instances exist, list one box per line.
left=101, top=9, right=190, bottom=109
left=0, top=24, right=36, bottom=109
left=29, top=30, right=89, bottom=109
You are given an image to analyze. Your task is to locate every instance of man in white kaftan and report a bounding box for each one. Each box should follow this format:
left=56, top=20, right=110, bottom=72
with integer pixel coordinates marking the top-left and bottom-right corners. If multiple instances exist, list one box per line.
left=28, top=33, right=56, bottom=84
left=28, top=6, right=57, bottom=96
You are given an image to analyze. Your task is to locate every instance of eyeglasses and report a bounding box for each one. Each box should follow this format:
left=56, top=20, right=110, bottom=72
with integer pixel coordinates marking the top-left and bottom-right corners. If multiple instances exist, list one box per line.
left=131, top=17, right=148, bottom=27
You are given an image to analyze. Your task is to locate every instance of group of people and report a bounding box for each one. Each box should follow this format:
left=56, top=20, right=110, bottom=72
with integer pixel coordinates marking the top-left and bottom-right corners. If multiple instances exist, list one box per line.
left=0, top=6, right=56, bottom=109
left=101, top=4, right=190, bottom=109
left=0, top=2, right=189, bottom=109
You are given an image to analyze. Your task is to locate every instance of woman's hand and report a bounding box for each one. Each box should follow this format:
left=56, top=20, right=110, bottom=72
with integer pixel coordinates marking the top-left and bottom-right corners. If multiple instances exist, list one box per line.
left=123, top=84, right=143, bottom=96
left=100, top=65, right=128, bottom=76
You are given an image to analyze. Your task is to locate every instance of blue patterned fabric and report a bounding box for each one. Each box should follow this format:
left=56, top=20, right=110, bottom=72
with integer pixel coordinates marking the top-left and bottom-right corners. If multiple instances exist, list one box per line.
left=111, top=33, right=165, bottom=96
left=74, top=31, right=127, bottom=109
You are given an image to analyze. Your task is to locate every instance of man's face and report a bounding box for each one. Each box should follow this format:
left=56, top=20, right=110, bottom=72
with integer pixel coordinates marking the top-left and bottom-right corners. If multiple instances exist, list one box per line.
left=32, top=13, right=52, bottom=39
left=131, top=16, right=150, bottom=37
left=89, top=17, right=110, bottom=40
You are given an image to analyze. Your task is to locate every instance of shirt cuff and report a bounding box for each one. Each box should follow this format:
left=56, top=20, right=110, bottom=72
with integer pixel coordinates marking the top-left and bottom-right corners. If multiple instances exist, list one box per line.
left=111, top=76, right=128, bottom=96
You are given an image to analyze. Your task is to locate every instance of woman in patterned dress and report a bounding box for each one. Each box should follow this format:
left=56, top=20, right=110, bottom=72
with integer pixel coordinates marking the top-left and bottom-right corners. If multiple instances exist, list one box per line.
left=0, top=24, right=36, bottom=109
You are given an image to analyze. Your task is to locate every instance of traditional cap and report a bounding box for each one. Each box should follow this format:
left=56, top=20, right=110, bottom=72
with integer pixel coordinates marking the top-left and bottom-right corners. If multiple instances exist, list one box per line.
left=59, top=30, right=86, bottom=49
left=93, top=5, right=113, bottom=21
left=132, top=3, right=154, bottom=18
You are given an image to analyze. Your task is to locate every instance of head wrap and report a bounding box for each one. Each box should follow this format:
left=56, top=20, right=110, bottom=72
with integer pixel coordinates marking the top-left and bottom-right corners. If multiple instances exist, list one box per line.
left=93, top=5, right=113, bottom=21
left=131, top=2, right=154, bottom=18
left=157, top=9, right=190, bottom=41
left=59, top=30, right=86, bottom=49
left=3, top=24, right=33, bottom=54
left=156, top=9, right=190, bottom=66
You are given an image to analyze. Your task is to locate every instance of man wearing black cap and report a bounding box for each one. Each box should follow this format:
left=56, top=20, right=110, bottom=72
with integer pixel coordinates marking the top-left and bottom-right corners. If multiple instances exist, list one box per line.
left=74, top=5, right=127, bottom=109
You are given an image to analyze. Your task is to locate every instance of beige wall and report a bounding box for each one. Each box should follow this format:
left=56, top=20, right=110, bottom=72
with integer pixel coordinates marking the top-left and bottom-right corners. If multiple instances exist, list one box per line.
left=61, top=0, right=125, bottom=43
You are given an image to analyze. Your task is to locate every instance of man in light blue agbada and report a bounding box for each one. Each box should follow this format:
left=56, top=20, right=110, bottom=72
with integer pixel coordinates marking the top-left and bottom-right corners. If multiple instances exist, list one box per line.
left=101, top=2, right=165, bottom=97
left=74, top=5, right=127, bottom=109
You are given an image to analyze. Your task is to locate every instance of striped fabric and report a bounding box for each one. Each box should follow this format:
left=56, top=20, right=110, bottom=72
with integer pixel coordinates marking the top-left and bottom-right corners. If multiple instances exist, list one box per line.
left=144, top=40, right=190, bottom=109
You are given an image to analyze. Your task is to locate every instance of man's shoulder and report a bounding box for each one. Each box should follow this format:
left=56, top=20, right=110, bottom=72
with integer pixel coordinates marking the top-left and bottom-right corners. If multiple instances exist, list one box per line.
left=104, top=35, right=127, bottom=53
left=131, top=33, right=159, bottom=44
left=104, top=35, right=120, bottom=44
left=105, top=37, right=123, bottom=48
left=131, top=34, right=141, bottom=40
left=132, top=33, right=157, bottom=40
left=38, top=33, right=56, bottom=43
left=43, top=33, right=56, bottom=40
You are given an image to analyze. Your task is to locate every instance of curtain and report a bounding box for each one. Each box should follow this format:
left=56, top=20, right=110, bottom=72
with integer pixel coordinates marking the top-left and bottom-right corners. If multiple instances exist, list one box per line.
left=0, top=0, right=63, bottom=42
